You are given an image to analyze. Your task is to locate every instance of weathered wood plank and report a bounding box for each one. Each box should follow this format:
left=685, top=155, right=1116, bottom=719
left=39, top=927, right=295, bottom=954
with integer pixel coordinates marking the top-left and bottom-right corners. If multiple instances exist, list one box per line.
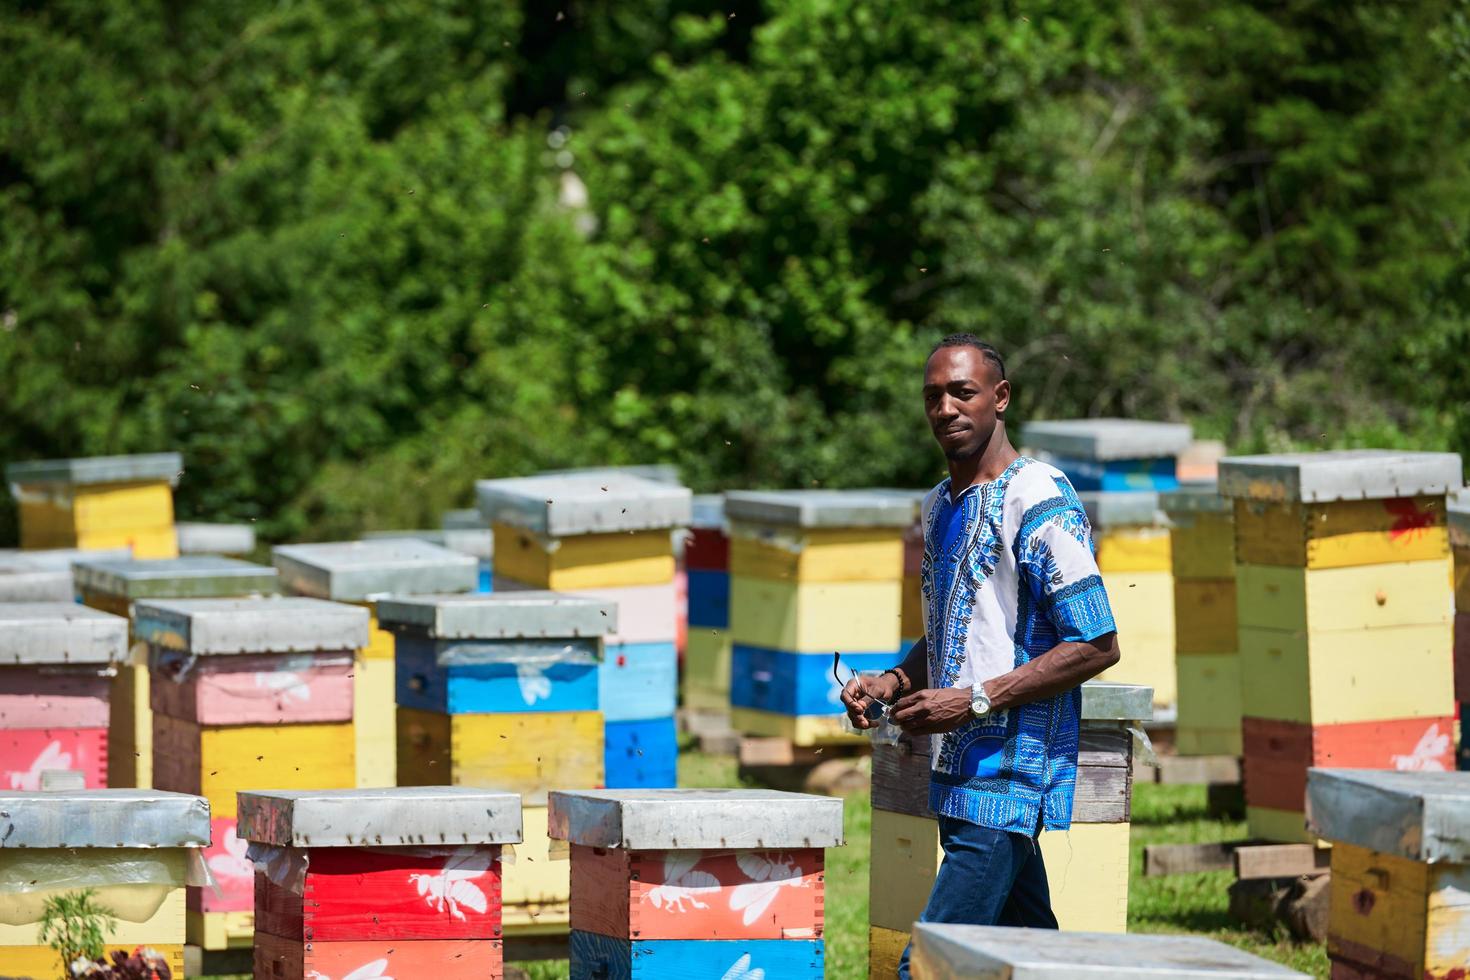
left=1233, top=843, right=1331, bottom=880
left=1143, top=841, right=1241, bottom=877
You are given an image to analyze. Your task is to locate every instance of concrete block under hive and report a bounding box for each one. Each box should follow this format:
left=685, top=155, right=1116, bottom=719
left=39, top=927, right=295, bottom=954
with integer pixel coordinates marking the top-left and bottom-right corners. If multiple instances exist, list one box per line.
left=866, top=681, right=1150, bottom=978
left=0, top=602, right=128, bottom=790
left=1162, top=484, right=1240, bottom=757
left=133, top=596, right=367, bottom=946
left=5, top=453, right=183, bottom=557
left=0, top=788, right=208, bottom=976
left=1307, top=768, right=1470, bottom=980
left=551, top=788, right=842, bottom=978
left=73, top=555, right=279, bottom=790
left=240, top=787, right=521, bottom=980
left=1082, top=491, right=1176, bottom=707
left=907, top=924, right=1307, bottom=979
left=273, top=538, right=477, bottom=788
left=1221, top=450, right=1463, bottom=841
left=1020, top=418, right=1193, bottom=493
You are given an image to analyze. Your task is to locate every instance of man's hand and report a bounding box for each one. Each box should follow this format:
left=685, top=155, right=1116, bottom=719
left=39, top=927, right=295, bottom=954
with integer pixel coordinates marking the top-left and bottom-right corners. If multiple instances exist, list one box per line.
left=839, top=673, right=900, bottom=730
left=891, top=686, right=974, bottom=735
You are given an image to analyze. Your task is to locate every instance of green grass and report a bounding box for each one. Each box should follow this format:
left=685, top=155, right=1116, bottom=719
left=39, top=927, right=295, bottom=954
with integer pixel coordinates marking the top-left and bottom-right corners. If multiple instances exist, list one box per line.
left=209, top=757, right=1329, bottom=979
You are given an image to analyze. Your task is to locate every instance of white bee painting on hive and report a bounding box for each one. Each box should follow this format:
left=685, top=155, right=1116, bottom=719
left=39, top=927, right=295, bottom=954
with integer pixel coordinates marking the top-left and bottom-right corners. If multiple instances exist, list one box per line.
left=645, top=852, right=720, bottom=913
left=409, top=846, right=492, bottom=920
left=516, top=662, right=552, bottom=706
left=719, top=953, right=765, bottom=980
left=1390, top=722, right=1450, bottom=772
left=8, top=740, right=72, bottom=790
left=207, top=825, right=253, bottom=883
left=307, top=958, right=394, bottom=980
left=253, top=655, right=315, bottom=705
left=730, top=852, right=806, bottom=926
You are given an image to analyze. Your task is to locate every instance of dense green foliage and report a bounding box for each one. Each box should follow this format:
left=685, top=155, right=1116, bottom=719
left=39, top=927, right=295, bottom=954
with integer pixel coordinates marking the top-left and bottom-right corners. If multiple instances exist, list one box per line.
left=2, top=1, right=1466, bottom=541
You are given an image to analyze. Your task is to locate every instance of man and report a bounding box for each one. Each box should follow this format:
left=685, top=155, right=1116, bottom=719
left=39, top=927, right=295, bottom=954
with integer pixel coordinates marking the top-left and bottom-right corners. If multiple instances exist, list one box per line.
left=841, top=334, right=1121, bottom=978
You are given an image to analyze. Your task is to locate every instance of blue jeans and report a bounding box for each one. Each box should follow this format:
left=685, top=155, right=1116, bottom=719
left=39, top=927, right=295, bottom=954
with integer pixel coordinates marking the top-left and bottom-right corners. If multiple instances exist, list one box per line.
left=895, top=814, right=1059, bottom=978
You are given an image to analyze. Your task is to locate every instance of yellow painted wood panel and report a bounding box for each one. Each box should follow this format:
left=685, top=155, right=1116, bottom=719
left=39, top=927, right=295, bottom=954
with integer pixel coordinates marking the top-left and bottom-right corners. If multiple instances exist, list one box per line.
left=1097, top=569, right=1175, bottom=705
left=1, top=943, right=184, bottom=978
left=71, top=482, right=176, bottom=534
left=186, top=909, right=253, bottom=950
left=1236, top=559, right=1453, bottom=634
left=869, top=925, right=909, bottom=980
left=396, top=707, right=603, bottom=799
left=1096, top=527, right=1172, bottom=574
left=504, top=804, right=570, bottom=908
left=1328, top=842, right=1430, bottom=975
left=1174, top=579, right=1237, bottom=655
left=1169, top=513, right=1236, bottom=581
left=35, top=524, right=179, bottom=558
left=729, top=707, right=862, bottom=746
left=1246, top=806, right=1315, bottom=844
left=870, top=810, right=1130, bottom=937
left=682, top=627, right=732, bottom=711
left=1235, top=496, right=1450, bottom=570
left=363, top=607, right=395, bottom=660
left=1238, top=624, right=1454, bottom=725
left=109, top=657, right=153, bottom=788
left=0, top=884, right=185, bottom=947
left=157, top=715, right=355, bottom=819
left=728, top=527, right=904, bottom=583
left=1176, top=652, right=1242, bottom=756
left=492, top=523, right=674, bottom=589
left=728, top=576, right=901, bottom=653
left=354, top=653, right=396, bottom=787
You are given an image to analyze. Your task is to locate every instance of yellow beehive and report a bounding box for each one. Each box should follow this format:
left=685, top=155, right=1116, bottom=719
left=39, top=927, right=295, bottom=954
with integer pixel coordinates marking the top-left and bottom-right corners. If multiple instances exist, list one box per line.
left=1092, top=569, right=1174, bottom=706
left=1308, top=768, right=1470, bottom=979
left=1163, top=487, right=1240, bottom=757
left=1233, top=494, right=1449, bottom=569
left=683, top=627, right=733, bottom=713
left=0, top=790, right=207, bottom=976
left=728, top=707, right=859, bottom=745
left=502, top=803, right=571, bottom=935
left=396, top=706, right=604, bottom=796
left=728, top=576, right=901, bottom=654
left=728, top=525, right=904, bottom=583
left=7, top=454, right=183, bottom=559
left=492, top=523, right=675, bottom=589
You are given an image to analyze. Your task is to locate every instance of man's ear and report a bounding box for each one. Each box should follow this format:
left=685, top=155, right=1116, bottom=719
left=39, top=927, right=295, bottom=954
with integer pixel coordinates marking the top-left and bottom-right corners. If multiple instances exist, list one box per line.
left=994, top=378, right=1012, bottom=415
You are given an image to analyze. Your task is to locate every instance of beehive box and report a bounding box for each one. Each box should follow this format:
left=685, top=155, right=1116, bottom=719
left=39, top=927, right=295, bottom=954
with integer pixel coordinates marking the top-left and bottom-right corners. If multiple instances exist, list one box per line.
left=0, top=788, right=209, bottom=977
left=683, top=496, right=732, bottom=714
left=1021, top=419, right=1192, bottom=493
left=72, top=555, right=279, bottom=792
left=1221, top=450, right=1462, bottom=841
left=868, top=682, right=1151, bottom=978
left=0, top=547, right=130, bottom=602
left=724, top=489, right=912, bottom=747
left=5, top=453, right=183, bottom=558
left=1161, top=484, right=1240, bottom=756
left=442, top=508, right=497, bottom=592
left=908, top=924, right=1307, bottom=979
left=240, top=787, right=522, bottom=980
left=1307, top=768, right=1470, bottom=979
left=0, top=603, right=129, bottom=790
left=1078, top=492, right=1176, bottom=708
left=550, top=789, right=841, bottom=978
left=272, top=539, right=478, bottom=788
left=133, top=596, right=368, bottom=947
left=1451, top=489, right=1468, bottom=771
left=478, top=473, right=691, bottom=788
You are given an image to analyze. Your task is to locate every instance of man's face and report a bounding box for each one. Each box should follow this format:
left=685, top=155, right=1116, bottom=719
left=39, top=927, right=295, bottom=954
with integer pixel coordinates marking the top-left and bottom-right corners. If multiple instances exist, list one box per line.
left=923, top=346, right=1010, bottom=461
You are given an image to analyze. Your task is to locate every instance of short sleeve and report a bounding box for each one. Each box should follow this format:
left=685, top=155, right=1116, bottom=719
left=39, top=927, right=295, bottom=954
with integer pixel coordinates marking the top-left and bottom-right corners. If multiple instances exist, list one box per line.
left=1019, top=500, right=1117, bottom=643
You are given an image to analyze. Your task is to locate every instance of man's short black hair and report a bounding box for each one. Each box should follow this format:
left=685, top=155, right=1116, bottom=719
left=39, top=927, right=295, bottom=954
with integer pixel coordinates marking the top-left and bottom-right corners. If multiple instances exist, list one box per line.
left=931, top=333, right=1006, bottom=380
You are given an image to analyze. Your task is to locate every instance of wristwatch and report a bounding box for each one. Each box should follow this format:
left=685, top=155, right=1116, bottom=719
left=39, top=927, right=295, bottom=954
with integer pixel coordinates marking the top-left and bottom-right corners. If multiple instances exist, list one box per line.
left=969, top=685, right=993, bottom=721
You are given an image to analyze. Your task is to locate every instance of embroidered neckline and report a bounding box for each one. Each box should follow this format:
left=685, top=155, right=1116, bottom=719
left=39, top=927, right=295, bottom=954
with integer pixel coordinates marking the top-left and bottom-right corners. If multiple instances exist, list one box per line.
left=935, top=456, right=1032, bottom=505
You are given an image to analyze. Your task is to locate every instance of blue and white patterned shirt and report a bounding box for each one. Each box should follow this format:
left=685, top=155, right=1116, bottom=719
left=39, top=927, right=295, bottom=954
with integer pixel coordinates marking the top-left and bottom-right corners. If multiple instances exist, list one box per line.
left=922, top=456, right=1117, bottom=834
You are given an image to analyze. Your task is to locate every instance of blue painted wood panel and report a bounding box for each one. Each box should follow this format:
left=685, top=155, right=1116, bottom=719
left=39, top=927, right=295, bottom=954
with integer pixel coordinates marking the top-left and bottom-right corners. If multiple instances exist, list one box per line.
left=686, top=569, right=730, bottom=629
left=731, top=645, right=894, bottom=717
left=478, top=560, right=494, bottom=593
left=1047, top=455, right=1179, bottom=492
left=599, top=641, right=677, bottom=722
left=570, top=930, right=824, bottom=979
left=396, top=635, right=599, bottom=714
left=603, top=716, right=678, bottom=789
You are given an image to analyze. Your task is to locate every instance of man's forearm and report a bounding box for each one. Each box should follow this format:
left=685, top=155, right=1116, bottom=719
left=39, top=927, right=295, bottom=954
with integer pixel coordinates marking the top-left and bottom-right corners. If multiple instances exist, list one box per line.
left=890, top=636, right=929, bottom=696
left=984, top=633, right=1119, bottom=713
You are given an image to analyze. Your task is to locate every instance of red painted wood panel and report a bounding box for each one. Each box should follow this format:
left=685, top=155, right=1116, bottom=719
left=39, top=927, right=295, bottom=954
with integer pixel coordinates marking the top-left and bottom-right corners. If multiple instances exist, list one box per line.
left=684, top=528, right=729, bottom=572
left=1243, top=715, right=1458, bottom=812
left=254, top=931, right=502, bottom=980
left=0, top=726, right=106, bottom=789
left=151, top=650, right=355, bottom=725
left=570, top=845, right=824, bottom=940
left=0, top=667, right=111, bottom=729
left=191, top=817, right=254, bottom=913
left=256, top=846, right=503, bottom=942
left=1454, top=612, right=1469, bottom=703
